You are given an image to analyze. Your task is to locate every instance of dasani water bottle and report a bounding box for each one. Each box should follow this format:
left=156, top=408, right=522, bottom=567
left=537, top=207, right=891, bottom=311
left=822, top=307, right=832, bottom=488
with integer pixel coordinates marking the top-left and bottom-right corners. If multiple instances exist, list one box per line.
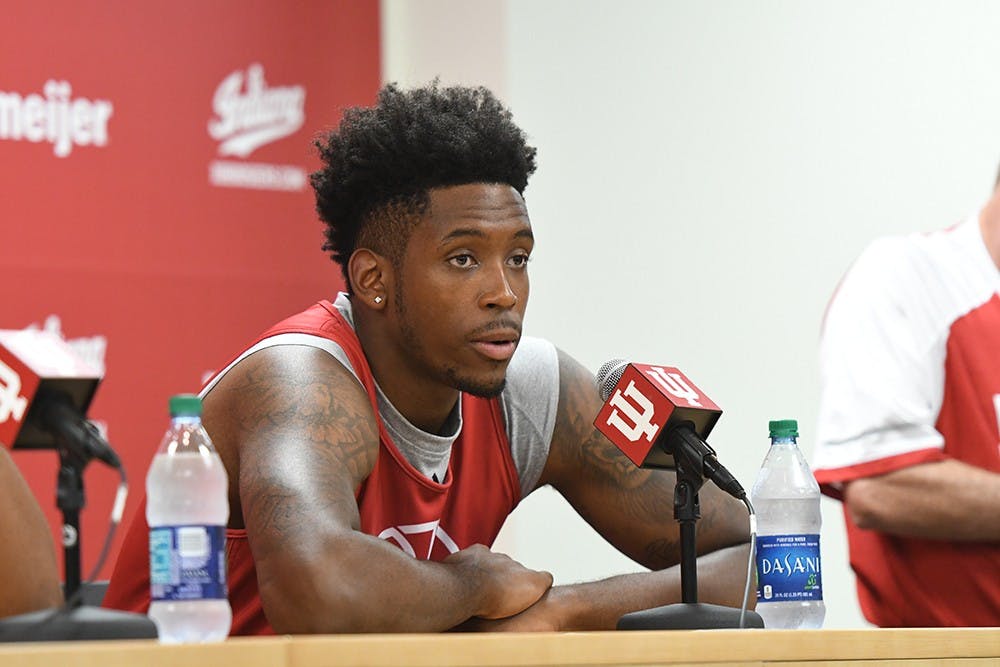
left=147, top=394, right=232, bottom=642
left=750, top=419, right=825, bottom=629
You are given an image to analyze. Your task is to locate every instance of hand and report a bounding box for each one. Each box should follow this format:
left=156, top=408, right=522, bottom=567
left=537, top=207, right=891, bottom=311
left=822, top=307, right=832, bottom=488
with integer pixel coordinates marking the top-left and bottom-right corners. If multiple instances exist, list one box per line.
left=444, top=545, right=553, bottom=619
left=450, top=588, right=565, bottom=632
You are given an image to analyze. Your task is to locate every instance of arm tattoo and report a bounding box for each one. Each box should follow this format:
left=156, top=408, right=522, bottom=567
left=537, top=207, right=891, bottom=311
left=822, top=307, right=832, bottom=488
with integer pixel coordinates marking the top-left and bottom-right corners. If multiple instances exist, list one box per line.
left=221, top=348, right=379, bottom=556
left=549, top=351, right=682, bottom=568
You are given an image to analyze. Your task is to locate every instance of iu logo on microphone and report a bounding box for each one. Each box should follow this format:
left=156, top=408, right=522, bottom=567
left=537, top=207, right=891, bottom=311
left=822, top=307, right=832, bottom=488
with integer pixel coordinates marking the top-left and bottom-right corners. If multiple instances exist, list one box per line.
left=606, top=381, right=661, bottom=443
left=646, top=366, right=703, bottom=407
left=0, top=360, right=28, bottom=425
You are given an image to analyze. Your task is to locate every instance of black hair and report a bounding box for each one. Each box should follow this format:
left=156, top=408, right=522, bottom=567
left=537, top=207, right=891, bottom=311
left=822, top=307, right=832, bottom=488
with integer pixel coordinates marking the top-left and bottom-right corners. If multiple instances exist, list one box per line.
left=310, top=82, right=537, bottom=288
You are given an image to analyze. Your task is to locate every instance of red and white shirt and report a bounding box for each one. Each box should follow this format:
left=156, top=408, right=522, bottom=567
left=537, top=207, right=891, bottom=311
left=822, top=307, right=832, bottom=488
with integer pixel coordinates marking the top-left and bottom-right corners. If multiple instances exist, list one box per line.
left=814, top=214, right=1000, bottom=626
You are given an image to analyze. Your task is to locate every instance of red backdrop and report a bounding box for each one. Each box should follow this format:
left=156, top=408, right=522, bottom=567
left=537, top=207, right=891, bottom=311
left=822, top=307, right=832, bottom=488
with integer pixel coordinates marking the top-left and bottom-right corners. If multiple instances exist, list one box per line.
left=0, top=1, right=379, bottom=579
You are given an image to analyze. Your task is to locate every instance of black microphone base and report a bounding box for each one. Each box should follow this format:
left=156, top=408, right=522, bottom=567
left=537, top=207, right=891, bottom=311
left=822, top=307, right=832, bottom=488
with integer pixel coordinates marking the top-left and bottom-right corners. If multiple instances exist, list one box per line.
left=0, top=605, right=158, bottom=642
left=617, top=603, right=764, bottom=630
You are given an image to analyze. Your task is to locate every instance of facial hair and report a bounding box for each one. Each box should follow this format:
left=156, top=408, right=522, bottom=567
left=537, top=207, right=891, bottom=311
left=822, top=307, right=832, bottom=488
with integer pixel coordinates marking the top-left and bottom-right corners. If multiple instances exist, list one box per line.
left=394, top=284, right=507, bottom=398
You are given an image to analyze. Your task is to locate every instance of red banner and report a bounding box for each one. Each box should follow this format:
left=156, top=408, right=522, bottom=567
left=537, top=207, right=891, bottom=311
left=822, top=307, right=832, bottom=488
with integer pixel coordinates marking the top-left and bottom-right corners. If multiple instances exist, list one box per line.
left=1, top=1, right=379, bottom=579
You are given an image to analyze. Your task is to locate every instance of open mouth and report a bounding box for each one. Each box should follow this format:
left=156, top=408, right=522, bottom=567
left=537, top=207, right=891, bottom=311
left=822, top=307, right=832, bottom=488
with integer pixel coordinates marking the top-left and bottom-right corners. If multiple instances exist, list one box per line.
left=470, top=338, right=518, bottom=361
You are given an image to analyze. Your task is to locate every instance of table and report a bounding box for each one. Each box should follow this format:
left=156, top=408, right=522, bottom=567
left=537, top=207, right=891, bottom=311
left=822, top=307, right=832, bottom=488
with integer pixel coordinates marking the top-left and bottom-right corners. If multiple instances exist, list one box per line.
left=1, top=628, right=998, bottom=666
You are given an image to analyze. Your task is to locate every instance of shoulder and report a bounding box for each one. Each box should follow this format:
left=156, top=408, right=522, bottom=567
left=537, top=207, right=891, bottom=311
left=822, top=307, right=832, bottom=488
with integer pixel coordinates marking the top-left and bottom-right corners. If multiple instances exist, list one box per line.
left=825, top=233, right=936, bottom=343
left=203, top=343, right=378, bottom=487
left=205, top=342, right=366, bottom=413
left=498, top=337, right=560, bottom=495
left=828, top=221, right=990, bottom=341
left=504, top=342, right=597, bottom=429
left=504, top=336, right=559, bottom=390
left=548, top=349, right=604, bottom=455
left=834, top=235, right=924, bottom=309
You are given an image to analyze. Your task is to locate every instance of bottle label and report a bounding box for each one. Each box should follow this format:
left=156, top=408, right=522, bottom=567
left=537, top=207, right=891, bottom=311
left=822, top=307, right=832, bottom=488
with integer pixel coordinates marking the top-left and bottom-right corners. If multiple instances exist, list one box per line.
left=755, top=533, right=823, bottom=602
left=149, top=525, right=227, bottom=601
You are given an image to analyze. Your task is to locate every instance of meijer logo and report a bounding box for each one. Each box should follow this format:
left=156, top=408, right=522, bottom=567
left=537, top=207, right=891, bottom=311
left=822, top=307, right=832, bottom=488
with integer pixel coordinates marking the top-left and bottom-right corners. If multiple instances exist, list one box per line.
left=646, top=366, right=702, bottom=407
left=0, top=80, right=113, bottom=157
left=208, top=63, right=305, bottom=157
left=606, top=381, right=661, bottom=443
left=0, top=360, right=28, bottom=425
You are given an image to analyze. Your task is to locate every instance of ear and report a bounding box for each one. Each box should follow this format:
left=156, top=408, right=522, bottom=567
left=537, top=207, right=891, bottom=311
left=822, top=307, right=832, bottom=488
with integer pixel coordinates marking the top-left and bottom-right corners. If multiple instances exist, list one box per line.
left=348, top=248, right=391, bottom=310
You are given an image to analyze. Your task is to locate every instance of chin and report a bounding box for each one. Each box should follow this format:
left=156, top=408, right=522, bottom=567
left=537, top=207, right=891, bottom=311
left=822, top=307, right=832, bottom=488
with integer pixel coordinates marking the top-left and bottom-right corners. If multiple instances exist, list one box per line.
left=462, top=380, right=507, bottom=399
left=448, top=369, right=507, bottom=398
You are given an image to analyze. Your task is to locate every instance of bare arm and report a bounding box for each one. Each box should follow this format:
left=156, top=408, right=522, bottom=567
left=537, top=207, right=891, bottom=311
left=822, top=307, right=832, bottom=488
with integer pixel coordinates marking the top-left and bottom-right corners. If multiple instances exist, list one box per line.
left=203, top=345, right=551, bottom=633
left=0, top=448, right=62, bottom=618
left=844, top=458, right=1000, bottom=541
left=465, top=350, right=750, bottom=631
left=455, top=543, right=750, bottom=632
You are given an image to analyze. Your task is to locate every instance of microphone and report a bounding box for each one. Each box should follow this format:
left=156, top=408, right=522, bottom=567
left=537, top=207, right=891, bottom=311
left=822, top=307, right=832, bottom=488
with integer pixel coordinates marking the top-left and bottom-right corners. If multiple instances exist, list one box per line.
left=594, top=359, right=745, bottom=500
left=0, top=329, right=120, bottom=468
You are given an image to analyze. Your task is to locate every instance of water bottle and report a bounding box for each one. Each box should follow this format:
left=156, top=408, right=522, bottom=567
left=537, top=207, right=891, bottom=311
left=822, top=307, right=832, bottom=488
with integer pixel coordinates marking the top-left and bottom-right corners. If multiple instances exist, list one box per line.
left=750, top=419, right=825, bottom=629
left=146, top=394, right=232, bottom=642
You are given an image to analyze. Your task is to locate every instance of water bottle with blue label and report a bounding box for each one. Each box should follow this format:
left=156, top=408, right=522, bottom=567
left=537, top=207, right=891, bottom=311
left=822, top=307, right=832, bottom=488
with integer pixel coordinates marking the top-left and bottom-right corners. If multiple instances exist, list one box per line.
left=750, top=419, right=825, bottom=629
left=146, top=394, right=231, bottom=642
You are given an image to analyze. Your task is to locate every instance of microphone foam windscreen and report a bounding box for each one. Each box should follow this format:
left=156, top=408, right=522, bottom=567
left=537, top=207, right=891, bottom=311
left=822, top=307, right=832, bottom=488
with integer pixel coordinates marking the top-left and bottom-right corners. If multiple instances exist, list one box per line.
left=596, top=359, right=629, bottom=401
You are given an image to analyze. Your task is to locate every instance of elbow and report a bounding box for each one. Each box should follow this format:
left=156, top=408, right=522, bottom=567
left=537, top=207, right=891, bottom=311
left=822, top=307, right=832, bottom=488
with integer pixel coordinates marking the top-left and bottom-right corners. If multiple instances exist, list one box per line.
left=260, top=568, right=369, bottom=634
left=258, top=548, right=391, bottom=634
left=843, top=478, right=890, bottom=531
left=0, top=581, right=62, bottom=619
left=0, top=547, right=62, bottom=619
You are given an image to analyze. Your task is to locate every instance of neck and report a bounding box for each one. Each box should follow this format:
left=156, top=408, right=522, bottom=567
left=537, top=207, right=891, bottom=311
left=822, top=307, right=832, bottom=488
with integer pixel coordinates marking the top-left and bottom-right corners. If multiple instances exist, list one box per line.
left=352, top=306, right=459, bottom=434
left=980, top=189, right=1000, bottom=271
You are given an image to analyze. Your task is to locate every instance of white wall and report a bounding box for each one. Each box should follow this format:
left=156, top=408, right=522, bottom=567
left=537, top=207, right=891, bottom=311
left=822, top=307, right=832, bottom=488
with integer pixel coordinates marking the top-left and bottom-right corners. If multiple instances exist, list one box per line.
left=383, top=0, right=1000, bottom=629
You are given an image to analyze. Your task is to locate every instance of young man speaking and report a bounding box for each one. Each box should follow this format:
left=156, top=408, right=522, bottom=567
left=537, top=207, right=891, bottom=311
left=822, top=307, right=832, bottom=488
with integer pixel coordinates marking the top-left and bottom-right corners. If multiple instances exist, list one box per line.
left=104, top=83, right=751, bottom=634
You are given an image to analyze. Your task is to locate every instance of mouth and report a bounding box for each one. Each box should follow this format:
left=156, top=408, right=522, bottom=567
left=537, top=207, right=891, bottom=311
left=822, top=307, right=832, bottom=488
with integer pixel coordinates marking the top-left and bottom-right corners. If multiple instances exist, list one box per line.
left=469, top=327, right=521, bottom=362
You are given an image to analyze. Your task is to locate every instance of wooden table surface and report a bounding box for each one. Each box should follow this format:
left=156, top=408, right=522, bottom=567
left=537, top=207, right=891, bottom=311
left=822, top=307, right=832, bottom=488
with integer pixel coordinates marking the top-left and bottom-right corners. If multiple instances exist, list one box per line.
left=1, top=627, right=999, bottom=666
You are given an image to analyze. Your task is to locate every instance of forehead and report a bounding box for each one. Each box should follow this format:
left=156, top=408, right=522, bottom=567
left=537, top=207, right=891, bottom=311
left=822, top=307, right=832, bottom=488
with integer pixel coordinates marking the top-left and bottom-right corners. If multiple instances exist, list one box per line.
left=419, top=183, right=531, bottom=238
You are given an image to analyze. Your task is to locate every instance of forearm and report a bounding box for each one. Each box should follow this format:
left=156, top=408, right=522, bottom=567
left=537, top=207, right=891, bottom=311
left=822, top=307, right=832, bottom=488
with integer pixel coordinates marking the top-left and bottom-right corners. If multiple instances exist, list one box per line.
left=844, top=459, right=1000, bottom=541
left=556, top=543, right=753, bottom=631
left=458, top=543, right=753, bottom=632
left=261, top=538, right=482, bottom=633
left=259, top=534, right=550, bottom=634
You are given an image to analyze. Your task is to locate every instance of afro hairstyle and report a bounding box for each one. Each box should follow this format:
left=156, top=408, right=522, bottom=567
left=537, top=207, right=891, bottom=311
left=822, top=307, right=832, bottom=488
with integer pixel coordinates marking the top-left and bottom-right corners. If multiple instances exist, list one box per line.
left=310, top=82, right=537, bottom=288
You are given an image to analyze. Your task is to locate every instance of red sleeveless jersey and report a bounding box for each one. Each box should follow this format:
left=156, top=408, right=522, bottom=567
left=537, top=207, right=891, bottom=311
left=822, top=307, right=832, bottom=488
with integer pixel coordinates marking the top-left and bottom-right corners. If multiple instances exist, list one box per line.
left=103, top=301, right=522, bottom=635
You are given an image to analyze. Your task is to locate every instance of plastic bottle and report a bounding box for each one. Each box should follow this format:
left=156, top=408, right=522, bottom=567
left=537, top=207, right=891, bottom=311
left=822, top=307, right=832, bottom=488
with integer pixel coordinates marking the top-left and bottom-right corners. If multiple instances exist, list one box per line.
left=750, top=419, right=825, bottom=629
left=146, top=394, right=232, bottom=642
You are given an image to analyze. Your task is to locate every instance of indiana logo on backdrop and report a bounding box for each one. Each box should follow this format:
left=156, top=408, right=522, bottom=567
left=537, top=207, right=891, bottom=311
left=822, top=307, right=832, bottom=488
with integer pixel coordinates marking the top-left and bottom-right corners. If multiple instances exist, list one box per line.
left=207, top=63, right=308, bottom=192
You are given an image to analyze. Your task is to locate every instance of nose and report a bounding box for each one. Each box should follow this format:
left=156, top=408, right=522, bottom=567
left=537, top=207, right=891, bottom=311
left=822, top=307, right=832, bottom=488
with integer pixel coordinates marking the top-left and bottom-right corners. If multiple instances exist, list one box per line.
left=479, top=262, right=518, bottom=310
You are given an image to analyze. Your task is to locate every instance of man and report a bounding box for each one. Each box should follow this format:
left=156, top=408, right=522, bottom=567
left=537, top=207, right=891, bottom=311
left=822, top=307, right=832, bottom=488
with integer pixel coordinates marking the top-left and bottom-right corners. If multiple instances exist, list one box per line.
left=813, top=178, right=1000, bottom=626
left=104, top=83, right=751, bottom=634
left=0, top=447, right=62, bottom=618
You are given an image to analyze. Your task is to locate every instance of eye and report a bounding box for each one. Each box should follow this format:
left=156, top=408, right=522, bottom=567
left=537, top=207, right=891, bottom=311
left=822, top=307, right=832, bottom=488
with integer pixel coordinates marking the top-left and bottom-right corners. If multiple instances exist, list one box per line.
left=508, top=253, right=531, bottom=268
left=449, top=254, right=477, bottom=268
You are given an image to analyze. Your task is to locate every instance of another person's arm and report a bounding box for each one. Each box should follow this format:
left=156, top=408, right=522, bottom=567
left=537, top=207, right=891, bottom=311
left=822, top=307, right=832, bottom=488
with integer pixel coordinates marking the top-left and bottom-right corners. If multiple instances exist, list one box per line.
left=462, top=350, right=751, bottom=631
left=844, top=460, right=1000, bottom=541
left=203, top=345, right=552, bottom=634
left=0, top=448, right=62, bottom=618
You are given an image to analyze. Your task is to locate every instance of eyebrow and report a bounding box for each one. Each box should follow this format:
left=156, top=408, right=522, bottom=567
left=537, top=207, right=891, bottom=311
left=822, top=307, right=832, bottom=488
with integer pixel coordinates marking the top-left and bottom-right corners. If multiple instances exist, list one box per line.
left=438, top=227, right=534, bottom=246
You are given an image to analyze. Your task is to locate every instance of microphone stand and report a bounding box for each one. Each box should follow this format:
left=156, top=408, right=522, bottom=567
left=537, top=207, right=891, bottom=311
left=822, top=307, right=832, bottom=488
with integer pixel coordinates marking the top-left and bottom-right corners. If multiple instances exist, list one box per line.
left=617, top=429, right=763, bottom=630
left=0, top=433, right=156, bottom=642
left=56, top=446, right=86, bottom=602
